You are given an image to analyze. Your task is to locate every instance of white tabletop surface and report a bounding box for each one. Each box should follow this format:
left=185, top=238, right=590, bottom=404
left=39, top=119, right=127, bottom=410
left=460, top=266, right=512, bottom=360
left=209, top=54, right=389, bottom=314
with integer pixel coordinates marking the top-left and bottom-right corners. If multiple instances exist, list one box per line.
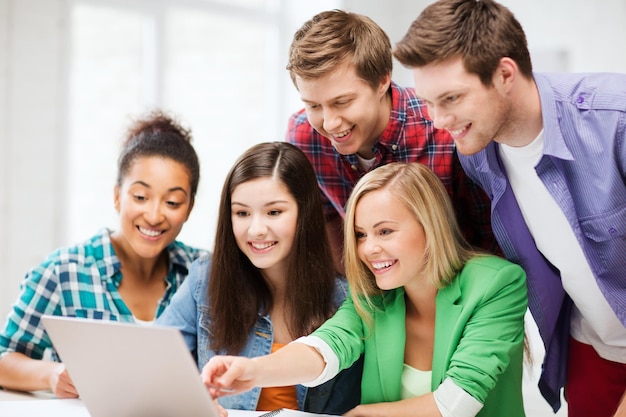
left=0, top=388, right=264, bottom=417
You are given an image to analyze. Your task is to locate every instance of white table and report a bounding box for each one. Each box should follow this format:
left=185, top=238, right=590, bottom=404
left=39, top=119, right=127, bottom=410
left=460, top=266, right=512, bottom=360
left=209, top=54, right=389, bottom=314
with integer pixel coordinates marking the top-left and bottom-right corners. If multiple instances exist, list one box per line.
left=0, top=387, right=56, bottom=401
left=0, top=388, right=264, bottom=417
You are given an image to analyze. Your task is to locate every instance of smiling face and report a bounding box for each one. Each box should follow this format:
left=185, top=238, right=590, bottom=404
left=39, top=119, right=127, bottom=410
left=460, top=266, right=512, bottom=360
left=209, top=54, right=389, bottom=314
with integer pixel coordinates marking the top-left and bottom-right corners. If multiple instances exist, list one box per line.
left=113, top=156, right=193, bottom=260
left=354, top=188, right=427, bottom=291
left=296, top=62, right=392, bottom=159
left=231, top=177, right=298, bottom=281
left=411, top=57, right=513, bottom=156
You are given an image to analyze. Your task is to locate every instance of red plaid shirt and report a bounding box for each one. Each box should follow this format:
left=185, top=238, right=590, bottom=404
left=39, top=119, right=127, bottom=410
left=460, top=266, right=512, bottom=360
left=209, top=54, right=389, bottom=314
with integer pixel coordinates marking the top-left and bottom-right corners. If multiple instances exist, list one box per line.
left=286, top=82, right=498, bottom=253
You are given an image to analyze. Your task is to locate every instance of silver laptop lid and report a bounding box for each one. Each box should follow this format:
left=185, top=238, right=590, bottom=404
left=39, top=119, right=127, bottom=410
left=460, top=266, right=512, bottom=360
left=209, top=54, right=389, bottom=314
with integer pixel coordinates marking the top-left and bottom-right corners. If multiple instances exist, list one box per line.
left=42, top=315, right=219, bottom=417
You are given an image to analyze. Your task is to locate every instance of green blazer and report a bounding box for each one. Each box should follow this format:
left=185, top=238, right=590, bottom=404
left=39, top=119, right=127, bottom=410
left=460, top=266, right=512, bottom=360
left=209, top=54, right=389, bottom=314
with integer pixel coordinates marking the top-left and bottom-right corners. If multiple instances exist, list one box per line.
left=313, top=255, right=528, bottom=417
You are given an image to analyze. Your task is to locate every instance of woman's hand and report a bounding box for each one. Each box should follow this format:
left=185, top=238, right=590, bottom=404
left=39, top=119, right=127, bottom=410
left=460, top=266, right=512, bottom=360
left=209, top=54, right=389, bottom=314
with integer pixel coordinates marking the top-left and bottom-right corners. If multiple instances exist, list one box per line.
left=215, top=399, right=229, bottom=417
left=202, top=355, right=257, bottom=398
left=49, top=363, right=78, bottom=398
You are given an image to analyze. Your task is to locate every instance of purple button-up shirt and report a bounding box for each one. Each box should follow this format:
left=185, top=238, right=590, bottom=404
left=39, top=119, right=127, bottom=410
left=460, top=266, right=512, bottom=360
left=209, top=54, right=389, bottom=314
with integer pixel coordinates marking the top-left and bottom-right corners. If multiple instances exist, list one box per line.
left=459, top=71, right=626, bottom=412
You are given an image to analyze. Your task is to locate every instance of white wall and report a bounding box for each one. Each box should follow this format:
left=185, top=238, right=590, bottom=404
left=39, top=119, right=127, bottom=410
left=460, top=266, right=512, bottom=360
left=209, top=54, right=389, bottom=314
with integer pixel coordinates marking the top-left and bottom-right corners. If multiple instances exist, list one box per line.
left=506, top=0, right=626, bottom=73
left=0, top=0, right=70, bottom=322
left=346, top=0, right=626, bottom=81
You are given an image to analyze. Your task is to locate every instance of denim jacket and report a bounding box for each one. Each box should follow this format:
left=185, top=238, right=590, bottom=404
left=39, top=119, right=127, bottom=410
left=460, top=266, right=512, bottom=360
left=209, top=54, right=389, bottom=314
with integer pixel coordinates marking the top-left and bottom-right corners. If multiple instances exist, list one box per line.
left=156, top=254, right=362, bottom=413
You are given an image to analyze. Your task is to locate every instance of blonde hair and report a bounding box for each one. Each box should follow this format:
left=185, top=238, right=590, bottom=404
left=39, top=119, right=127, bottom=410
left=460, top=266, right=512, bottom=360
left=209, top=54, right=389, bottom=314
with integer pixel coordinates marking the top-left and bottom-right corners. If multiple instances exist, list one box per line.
left=344, top=162, right=481, bottom=321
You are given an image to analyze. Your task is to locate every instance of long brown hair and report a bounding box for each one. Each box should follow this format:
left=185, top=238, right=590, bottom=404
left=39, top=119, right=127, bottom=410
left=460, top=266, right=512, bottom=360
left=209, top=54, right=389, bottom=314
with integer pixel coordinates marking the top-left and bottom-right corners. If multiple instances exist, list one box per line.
left=208, top=142, right=336, bottom=354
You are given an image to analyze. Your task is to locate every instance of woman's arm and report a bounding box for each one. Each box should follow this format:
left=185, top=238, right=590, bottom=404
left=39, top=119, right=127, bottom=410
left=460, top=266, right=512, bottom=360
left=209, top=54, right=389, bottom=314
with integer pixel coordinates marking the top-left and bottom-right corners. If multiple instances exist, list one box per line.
left=0, top=352, right=77, bottom=397
left=0, top=263, right=68, bottom=395
left=345, top=395, right=441, bottom=417
left=202, top=342, right=325, bottom=397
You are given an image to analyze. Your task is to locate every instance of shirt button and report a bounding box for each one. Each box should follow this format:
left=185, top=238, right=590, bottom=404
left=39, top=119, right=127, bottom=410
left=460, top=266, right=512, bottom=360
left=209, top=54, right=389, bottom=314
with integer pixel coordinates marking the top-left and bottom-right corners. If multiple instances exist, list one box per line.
left=609, top=227, right=618, bottom=237
left=577, top=95, right=584, bottom=104
left=351, top=164, right=358, bottom=171
left=391, top=144, right=398, bottom=151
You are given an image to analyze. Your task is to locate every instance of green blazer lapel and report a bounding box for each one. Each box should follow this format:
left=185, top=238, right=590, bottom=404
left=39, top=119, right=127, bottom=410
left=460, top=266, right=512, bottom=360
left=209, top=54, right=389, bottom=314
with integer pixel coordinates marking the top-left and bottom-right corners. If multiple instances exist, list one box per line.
left=431, top=279, right=463, bottom=389
left=373, top=289, right=406, bottom=401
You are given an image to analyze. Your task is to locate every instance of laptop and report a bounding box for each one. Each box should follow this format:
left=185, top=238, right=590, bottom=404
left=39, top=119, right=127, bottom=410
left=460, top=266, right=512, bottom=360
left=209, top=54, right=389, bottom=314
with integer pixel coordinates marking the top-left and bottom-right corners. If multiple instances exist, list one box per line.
left=41, top=315, right=220, bottom=417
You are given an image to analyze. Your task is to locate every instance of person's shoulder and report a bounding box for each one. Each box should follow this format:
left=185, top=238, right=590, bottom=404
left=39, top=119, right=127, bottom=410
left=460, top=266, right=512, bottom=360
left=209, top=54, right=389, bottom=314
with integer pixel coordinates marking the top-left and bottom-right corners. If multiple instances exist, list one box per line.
left=463, top=254, right=521, bottom=270
left=41, top=229, right=110, bottom=265
left=287, top=107, right=308, bottom=124
left=459, top=255, right=525, bottom=282
left=22, top=230, right=110, bottom=285
left=168, top=240, right=210, bottom=266
left=286, top=108, right=317, bottom=142
left=456, top=256, right=527, bottom=295
left=188, top=253, right=212, bottom=277
left=578, top=72, right=626, bottom=108
left=454, top=256, right=526, bottom=300
left=183, top=253, right=213, bottom=296
left=537, top=71, right=626, bottom=85
left=391, top=81, right=418, bottom=105
left=390, top=81, right=433, bottom=122
left=536, top=72, right=626, bottom=109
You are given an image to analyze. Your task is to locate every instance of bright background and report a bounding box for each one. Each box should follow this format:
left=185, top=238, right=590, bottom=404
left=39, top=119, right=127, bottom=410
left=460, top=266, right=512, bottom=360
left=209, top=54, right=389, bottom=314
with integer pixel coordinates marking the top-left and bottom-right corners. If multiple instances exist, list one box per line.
left=2, top=1, right=626, bottom=414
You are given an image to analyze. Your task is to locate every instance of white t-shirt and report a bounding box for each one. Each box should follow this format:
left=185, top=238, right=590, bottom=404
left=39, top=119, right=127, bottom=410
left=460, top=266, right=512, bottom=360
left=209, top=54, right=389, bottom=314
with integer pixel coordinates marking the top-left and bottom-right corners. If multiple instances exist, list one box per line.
left=356, top=153, right=376, bottom=172
left=499, top=130, right=626, bottom=362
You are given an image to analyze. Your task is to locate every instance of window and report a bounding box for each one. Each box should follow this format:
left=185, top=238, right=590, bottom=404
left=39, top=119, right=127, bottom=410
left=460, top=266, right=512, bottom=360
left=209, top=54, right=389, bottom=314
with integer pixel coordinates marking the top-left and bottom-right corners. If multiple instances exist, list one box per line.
left=67, top=0, right=284, bottom=251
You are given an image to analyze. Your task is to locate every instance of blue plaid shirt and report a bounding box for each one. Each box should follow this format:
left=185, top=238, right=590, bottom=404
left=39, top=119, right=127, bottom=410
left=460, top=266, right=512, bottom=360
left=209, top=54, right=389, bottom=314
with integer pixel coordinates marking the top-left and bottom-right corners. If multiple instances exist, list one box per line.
left=0, top=228, right=207, bottom=360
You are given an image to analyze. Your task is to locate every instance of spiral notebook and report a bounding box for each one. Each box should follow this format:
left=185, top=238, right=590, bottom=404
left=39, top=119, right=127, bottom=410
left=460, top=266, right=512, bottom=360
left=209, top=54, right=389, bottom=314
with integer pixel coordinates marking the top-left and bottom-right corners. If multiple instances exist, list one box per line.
left=41, top=315, right=220, bottom=417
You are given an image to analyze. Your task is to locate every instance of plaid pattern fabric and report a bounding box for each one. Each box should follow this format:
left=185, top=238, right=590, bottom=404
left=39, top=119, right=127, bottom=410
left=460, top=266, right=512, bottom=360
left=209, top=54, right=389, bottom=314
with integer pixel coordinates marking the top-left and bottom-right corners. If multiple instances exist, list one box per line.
left=286, top=82, right=498, bottom=253
left=0, top=228, right=206, bottom=360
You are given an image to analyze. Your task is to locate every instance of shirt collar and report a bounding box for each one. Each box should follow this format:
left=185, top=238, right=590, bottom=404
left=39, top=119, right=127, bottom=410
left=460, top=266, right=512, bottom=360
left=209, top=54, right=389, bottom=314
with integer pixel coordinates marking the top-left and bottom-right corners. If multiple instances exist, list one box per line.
left=533, top=73, right=574, bottom=161
left=98, top=228, right=192, bottom=288
left=377, top=82, right=407, bottom=149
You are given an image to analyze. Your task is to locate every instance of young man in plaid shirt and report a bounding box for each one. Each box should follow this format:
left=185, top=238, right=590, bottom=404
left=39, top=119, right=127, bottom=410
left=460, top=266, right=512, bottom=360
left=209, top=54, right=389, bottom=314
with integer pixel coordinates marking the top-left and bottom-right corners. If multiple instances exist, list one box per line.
left=285, top=10, right=498, bottom=273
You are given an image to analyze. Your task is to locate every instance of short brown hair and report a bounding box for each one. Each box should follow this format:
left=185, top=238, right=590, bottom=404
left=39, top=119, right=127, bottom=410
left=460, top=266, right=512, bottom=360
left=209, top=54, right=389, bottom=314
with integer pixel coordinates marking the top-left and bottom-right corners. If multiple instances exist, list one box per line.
left=393, top=0, right=532, bottom=86
left=287, top=9, right=392, bottom=90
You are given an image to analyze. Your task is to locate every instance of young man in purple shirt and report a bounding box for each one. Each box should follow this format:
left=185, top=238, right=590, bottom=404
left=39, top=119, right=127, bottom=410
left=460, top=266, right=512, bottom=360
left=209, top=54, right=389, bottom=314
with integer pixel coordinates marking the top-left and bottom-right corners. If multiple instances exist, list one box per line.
left=394, top=1, right=626, bottom=416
